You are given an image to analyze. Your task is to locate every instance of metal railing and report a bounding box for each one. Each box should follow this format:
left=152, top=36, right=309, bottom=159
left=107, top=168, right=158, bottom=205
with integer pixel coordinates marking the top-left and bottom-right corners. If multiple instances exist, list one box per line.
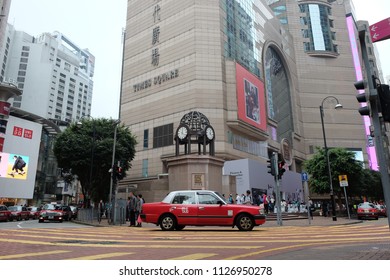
left=76, top=207, right=127, bottom=225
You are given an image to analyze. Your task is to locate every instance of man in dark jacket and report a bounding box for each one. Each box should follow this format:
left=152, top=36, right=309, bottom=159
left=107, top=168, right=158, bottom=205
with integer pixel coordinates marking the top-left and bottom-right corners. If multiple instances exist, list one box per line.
left=127, top=192, right=138, bottom=227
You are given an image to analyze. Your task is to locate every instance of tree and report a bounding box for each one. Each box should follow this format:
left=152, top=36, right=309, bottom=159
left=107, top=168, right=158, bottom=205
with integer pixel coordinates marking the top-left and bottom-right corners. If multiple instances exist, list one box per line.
left=53, top=118, right=137, bottom=203
left=304, top=147, right=364, bottom=198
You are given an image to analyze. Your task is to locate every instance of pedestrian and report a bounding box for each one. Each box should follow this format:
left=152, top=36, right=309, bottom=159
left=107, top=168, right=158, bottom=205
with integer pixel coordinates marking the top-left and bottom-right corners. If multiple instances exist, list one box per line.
left=322, top=200, right=328, bottom=217
left=98, top=200, right=104, bottom=218
left=308, top=197, right=314, bottom=219
left=136, top=194, right=144, bottom=227
left=228, top=194, right=234, bottom=204
left=243, top=190, right=252, bottom=205
left=235, top=193, right=242, bottom=204
left=127, top=192, right=137, bottom=227
left=263, top=193, right=269, bottom=214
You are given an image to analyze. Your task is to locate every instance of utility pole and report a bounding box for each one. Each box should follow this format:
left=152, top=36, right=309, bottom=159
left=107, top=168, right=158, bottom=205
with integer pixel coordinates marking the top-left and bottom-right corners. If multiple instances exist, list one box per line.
left=357, top=26, right=390, bottom=229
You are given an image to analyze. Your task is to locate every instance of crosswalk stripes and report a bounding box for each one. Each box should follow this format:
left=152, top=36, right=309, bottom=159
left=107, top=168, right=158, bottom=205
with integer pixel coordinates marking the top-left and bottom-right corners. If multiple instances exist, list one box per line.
left=0, top=222, right=388, bottom=260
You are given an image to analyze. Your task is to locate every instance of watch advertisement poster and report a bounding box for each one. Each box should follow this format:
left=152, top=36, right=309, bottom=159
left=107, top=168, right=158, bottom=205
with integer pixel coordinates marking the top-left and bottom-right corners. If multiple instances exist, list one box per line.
left=236, top=63, right=266, bottom=132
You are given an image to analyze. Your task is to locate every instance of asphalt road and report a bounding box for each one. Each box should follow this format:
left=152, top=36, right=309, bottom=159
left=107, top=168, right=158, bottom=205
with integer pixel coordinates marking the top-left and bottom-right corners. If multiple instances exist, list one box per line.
left=0, top=217, right=388, bottom=260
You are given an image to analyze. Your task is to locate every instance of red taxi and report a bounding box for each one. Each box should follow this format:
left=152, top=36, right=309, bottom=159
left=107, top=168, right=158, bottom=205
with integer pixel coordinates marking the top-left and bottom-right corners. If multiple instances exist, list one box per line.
left=375, top=204, right=387, bottom=217
left=357, top=202, right=379, bottom=220
left=8, top=205, right=30, bottom=221
left=39, top=204, right=64, bottom=223
left=28, top=206, right=41, bottom=220
left=0, top=205, right=11, bottom=222
left=140, top=190, right=266, bottom=231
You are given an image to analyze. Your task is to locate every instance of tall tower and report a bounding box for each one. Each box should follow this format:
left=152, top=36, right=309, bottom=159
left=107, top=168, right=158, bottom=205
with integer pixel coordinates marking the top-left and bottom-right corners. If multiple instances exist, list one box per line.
left=2, top=26, right=95, bottom=123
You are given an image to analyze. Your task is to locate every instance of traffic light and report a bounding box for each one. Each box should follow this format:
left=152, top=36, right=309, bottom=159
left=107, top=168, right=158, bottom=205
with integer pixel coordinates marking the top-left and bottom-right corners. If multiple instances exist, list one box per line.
left=355, top=80, right=370, bottom=116
left=377, top=84, right=390, bottom=122
left=267, top=156, right=276, bottom=176
left=117, top=166, right=124, bottom=180
left=278, top=161, right=286, bottom=179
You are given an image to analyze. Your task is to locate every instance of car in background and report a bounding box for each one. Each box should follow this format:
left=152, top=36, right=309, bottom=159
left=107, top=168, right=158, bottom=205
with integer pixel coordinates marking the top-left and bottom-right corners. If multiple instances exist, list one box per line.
left=357, top=202, right=379, bottom=220
left=58, top=205, right=73, bottom=221
left=27, top=206, right=41, bottom=220
left=375, top=205, right=387, bottom=217
left=8, top=205, right=30, bottom=221
left=0, top=205, right=11, bottom=222
left=69, top=205, right=78, bottom=220
left=39, top=204, right=64, bottom=223
left=140, top=190, right=266, bottom=231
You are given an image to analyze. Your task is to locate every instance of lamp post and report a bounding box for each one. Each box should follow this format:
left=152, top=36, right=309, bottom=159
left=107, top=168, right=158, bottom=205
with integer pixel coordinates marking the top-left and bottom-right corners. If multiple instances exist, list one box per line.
left=319, top=96, right=342, bottom=222
left=109, top=119, right=121, bottom=224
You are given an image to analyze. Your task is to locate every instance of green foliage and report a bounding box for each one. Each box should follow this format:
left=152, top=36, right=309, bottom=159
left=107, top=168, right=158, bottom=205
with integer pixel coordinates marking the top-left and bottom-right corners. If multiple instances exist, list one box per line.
left=53, top=118, right=137, bottom=202
left=304, top=147, right=364, bottom=196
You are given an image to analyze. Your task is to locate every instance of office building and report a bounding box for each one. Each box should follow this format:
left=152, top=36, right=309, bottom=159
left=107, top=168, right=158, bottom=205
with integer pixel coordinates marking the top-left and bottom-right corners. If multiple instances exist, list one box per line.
left=119, top=0, right=380, bottom=200
left=1, top=25, right=95, bottom=123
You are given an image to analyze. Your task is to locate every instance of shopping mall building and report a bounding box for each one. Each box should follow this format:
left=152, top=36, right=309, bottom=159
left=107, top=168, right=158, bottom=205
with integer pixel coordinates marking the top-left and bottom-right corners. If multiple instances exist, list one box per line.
left=118, top=0, right=380, bottom=202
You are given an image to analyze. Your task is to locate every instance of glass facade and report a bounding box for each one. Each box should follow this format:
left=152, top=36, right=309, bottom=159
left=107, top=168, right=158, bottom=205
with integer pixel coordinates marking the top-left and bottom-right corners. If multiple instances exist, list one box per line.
left=299, top=3, right=337, bottom=53
left=221, top=0, right=260, bottom=78
left=265, top=47, right=293, bottom=143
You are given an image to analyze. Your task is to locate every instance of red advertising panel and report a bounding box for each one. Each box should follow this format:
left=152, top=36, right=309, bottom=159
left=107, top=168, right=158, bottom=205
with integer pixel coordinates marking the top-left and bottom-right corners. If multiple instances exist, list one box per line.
left=236, top=63, right=266, bottom=132
left=0, top=101, right=11, bottom=117
left=370, top=17, right=390, bottom=43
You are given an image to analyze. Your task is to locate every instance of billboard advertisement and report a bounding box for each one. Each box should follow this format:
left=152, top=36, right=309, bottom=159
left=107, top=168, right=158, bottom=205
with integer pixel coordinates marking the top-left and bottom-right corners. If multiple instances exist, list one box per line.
left=223, top=158, right=303, bottom=202
left=236, top=63, right=267, bottom=132
left=0, top=116, right=42, bottom=199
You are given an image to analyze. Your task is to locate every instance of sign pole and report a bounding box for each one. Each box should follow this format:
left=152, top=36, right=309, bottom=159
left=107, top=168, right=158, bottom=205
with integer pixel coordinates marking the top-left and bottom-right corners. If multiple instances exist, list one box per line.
left=343, top=186, right=351, bottom=219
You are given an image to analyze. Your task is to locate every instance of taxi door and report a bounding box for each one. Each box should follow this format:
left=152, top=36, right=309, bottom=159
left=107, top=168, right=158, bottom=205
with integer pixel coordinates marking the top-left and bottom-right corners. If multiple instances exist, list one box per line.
left=196, top=192, right=233, bottom=225
left=169, top=192, right=198, bottom=225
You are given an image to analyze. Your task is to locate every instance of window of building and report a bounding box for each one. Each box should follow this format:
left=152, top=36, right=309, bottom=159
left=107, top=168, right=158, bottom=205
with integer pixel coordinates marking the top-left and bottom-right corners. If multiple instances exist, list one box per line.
left=299, top=3, right=337, bottom=53
left=153, top=123, right=173, bottom=148
left=143, top=129, right=149, bottom=149
left=142, top=159, right=148, bottom=177
left=21, top=52, right=29, bottom=57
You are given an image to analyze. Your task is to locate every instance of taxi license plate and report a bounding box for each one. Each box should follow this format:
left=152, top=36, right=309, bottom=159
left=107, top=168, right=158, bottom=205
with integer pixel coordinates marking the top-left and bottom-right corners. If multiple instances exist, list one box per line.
left=364, top=210, right=369, bottom=213
left=48, top=216, right=54, bottom=219
left=0, top=213, right=4, bottom=216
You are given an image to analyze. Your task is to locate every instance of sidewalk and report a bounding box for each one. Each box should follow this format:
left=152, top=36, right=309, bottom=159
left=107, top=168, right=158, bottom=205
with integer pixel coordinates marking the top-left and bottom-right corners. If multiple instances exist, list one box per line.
left=262, top=215, right=362, bottom=227
left=74, top=215, right=363, bottom=228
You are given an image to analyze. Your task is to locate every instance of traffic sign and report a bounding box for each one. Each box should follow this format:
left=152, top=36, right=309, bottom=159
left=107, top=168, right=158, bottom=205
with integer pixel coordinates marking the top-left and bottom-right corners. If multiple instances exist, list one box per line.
left=301, top=172, right=308, bottom=182
left=339, top=174, right=348, bottom=187
left=370, top=17, right=390, bottom=43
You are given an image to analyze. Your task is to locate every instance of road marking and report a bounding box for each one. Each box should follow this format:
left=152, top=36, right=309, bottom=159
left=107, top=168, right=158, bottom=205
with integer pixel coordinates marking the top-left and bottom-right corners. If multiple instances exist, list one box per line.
left=0, top=250, right=70, bottom=260
left=169, top=253, right=217, bottom=260
left=67, top=252, right=135, bottom=260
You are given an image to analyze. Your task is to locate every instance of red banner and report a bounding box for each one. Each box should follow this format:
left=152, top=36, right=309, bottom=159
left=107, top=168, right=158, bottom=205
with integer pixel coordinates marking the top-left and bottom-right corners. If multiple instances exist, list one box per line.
left=0, top=137, right=4, bottom=152
left=370, top=17, right=390, bottom=43
left=0, top=101, right=11, bottom=117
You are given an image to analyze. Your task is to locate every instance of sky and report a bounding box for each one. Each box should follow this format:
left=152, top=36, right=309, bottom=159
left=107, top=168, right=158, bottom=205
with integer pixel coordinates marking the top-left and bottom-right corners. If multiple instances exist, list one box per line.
left=7, top=0, right=390, bottom=119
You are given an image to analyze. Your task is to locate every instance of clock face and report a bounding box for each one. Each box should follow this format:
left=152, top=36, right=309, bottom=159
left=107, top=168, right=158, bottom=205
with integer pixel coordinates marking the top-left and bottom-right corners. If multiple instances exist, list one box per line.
left=178, top=126, right=188, bottom=140
left=206, top=127, right=214, bottom=140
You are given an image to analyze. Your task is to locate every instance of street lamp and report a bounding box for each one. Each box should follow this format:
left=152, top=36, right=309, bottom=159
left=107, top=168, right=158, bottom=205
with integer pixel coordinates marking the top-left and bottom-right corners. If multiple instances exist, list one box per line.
left=320, top=96, right=342, bottom=222
left=109, top=119, right=121, bottom=224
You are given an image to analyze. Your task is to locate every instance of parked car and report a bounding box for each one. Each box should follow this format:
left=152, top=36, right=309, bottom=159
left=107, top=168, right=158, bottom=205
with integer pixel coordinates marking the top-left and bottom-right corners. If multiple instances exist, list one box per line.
left=375, top=205, right=387, bottom=217
left=27, top=206, right=41, bottom=219
left=39, top=204, right=64, bottom=223
left=8, top=205, right=30, bottom=221
left=357, top=202, right=379, bottom=220
left=0, top=205, right=11, bottom=222
left=140, top=190, right=266, bottom=231
left=69, top=206, right=78, bottom=219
